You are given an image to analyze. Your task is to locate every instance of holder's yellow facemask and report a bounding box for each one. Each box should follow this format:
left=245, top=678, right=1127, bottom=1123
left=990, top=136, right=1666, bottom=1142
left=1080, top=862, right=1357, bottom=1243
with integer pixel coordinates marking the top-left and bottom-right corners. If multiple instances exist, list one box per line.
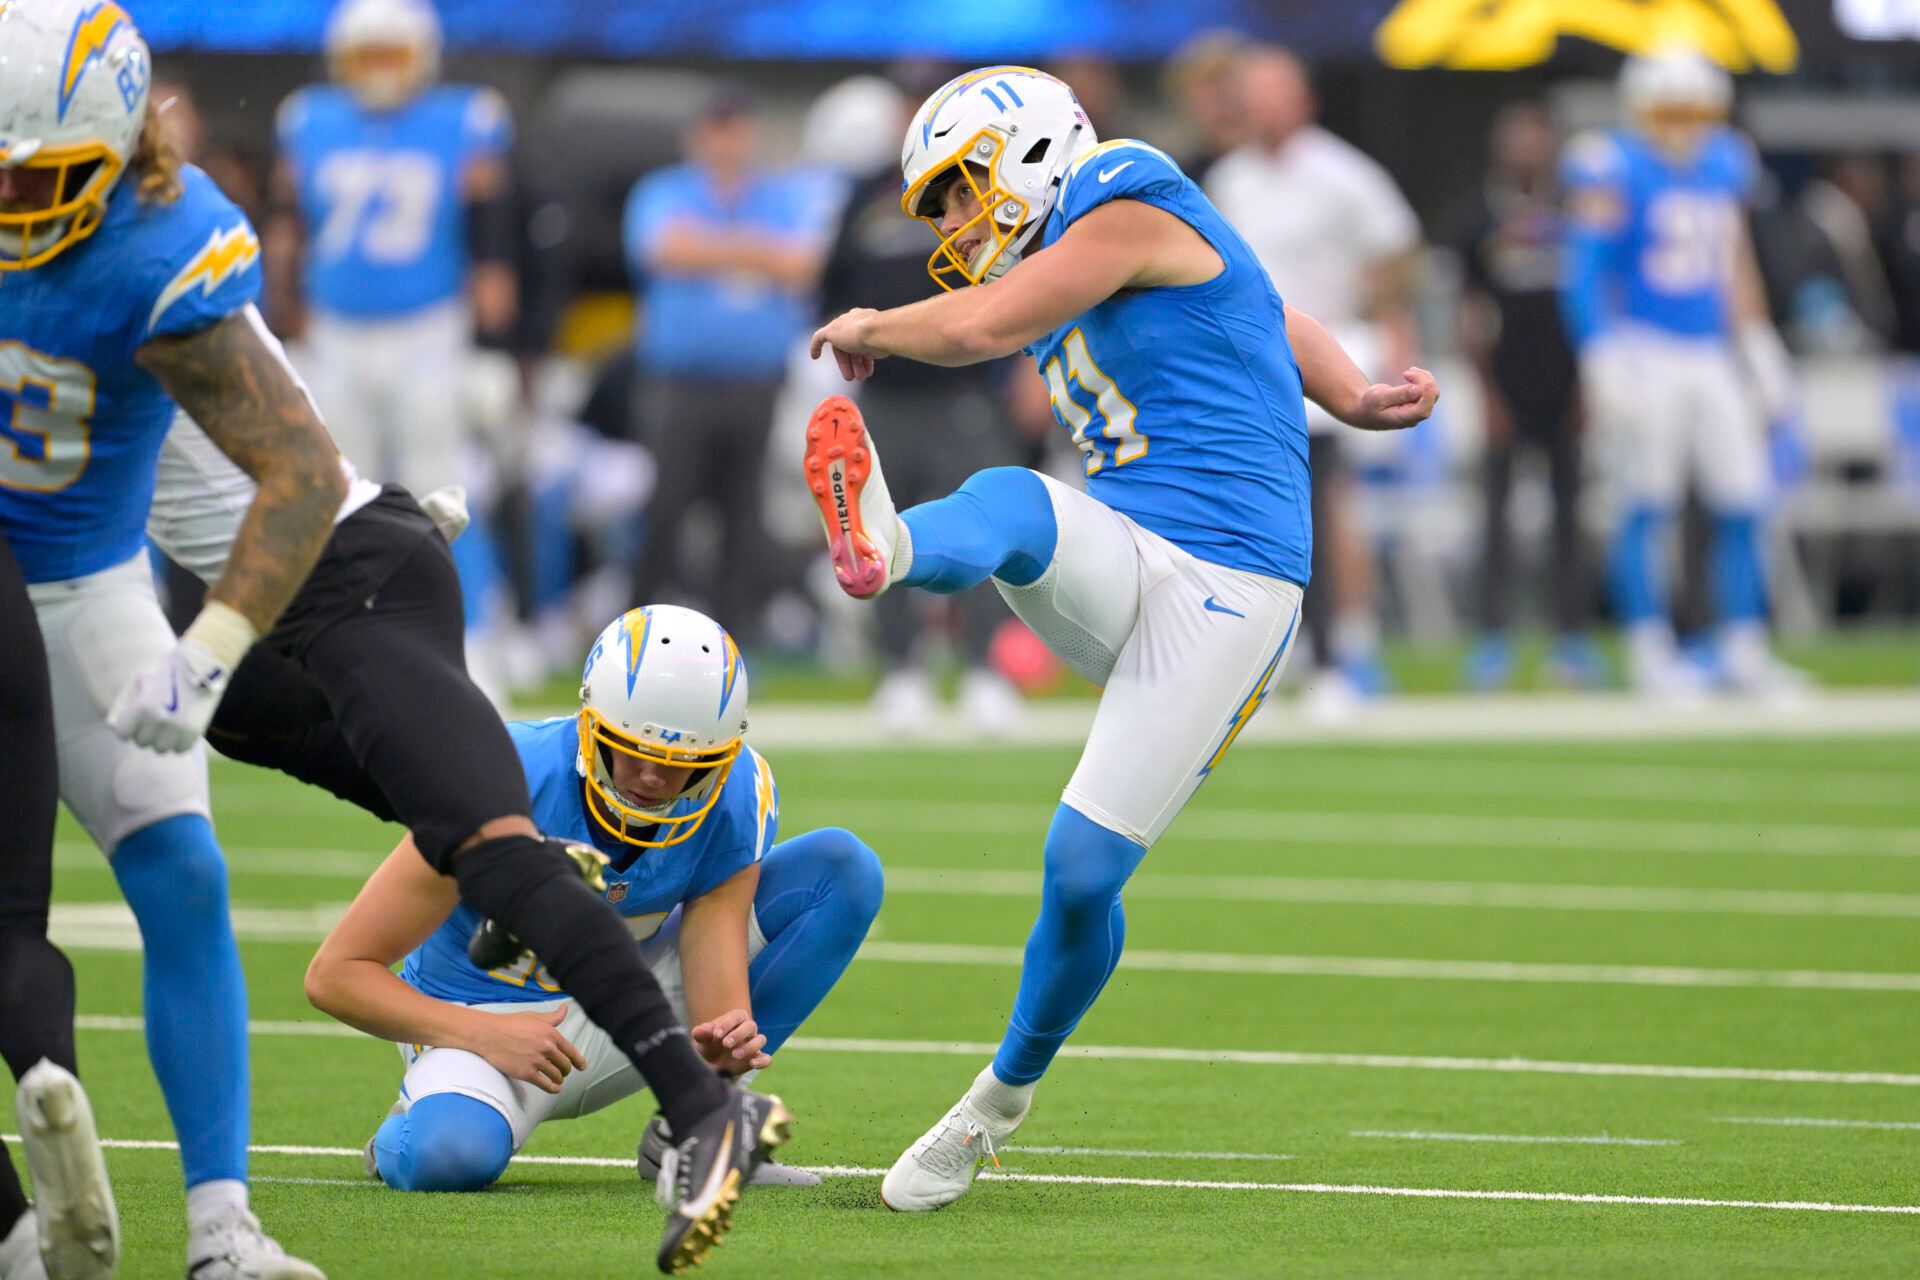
left=901, top=129, right=1028, bottom=291
left=577, top=706, right=741, bottom=850
left=0, top=142, right=121, bottom=271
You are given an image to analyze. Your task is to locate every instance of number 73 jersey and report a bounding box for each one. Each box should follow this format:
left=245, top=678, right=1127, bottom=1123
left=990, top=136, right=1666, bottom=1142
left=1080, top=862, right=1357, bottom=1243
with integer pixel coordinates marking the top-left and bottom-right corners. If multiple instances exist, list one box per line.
left=1024, top=141, right=1313, bottom=587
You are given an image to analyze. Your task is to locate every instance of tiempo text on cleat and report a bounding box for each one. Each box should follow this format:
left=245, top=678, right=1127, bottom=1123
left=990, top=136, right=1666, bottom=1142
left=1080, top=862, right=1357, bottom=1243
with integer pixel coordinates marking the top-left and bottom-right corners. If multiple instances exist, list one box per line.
left=803, top=395, right=896, bottom=599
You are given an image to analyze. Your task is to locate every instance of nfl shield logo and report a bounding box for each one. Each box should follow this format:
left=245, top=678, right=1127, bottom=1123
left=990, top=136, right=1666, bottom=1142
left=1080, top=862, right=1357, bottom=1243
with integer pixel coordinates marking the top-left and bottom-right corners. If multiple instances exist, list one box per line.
left=607, top=882, right=628, bottom=905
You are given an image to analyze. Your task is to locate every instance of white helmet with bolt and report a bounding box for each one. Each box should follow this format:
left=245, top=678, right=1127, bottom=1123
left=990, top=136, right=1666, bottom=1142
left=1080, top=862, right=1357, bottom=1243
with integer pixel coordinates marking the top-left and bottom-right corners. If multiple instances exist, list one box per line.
left=577, top=605, right=749, bottom=850
left=900, top=65, right=1096, bottom=290
left=1620, top=44, right=1731, bottom=125
left=325, top=0, right=441, bottom=110
left=0, top=0, right=150, bottom=270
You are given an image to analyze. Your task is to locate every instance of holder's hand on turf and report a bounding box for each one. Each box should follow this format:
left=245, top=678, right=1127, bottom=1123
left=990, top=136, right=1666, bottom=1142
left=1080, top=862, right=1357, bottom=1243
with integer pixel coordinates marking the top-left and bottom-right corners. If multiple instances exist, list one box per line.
left=471, top=1005, right=586, bottom=1093
left=811, top=308, right=885, bottom=382
left=692, top=1009, right=770, bottom=1075
left=106, top=636, right=233, bottom=753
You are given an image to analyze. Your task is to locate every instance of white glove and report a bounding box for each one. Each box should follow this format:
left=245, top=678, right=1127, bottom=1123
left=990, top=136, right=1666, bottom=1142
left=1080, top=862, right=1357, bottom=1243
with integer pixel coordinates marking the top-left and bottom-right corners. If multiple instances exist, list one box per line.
left=1577, top=332, right=1636, bottom=429
left=1737, top=322, right=1797, bottom=424
left=106, top=602, right=254, bottom=753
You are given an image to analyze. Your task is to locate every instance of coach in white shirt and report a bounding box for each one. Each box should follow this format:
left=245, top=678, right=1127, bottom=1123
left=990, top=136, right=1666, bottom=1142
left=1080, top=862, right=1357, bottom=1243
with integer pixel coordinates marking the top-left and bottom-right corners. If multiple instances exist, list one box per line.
left=1205, top=45, right=1422, bottom=706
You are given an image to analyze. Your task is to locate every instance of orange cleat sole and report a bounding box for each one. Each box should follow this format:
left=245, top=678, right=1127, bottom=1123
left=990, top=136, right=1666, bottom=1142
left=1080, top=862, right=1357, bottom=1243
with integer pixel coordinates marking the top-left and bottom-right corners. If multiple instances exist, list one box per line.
left=803, top=395, right=888, bottom=598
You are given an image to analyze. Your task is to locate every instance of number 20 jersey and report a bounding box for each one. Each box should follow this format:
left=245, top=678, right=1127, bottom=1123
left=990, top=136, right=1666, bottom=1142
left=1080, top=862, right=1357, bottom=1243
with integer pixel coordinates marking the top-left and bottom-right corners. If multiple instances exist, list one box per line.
left=276, top=84, right=511, bottom=320
left=1025, top=140, right=1313, bottom=587
left=0, top=165, right=261, bottom=583
left=1560, top=126, right=1753, bottom=341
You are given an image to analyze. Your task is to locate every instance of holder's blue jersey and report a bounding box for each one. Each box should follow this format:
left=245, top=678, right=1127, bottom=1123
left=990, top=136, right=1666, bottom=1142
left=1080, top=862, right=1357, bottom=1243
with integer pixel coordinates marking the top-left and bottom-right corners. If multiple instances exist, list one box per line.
left=402, top=716, right=779, bottom=1006
left=1560, top=127, right=1754, bottom=341
left=1026, top=141, right=1312, bottom=586
left=277, top=84, right=511, bottom=320
left=0, top=166, right=261, bottom=583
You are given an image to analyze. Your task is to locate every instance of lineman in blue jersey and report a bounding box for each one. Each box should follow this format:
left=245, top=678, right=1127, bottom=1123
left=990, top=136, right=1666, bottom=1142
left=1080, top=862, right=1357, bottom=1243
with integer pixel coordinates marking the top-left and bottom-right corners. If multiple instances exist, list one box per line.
left=805, top=67, right=1438, bottom=1211
left=1560, top=46, right=1805, bottom=698
left=304, top=606, right=882, bottom=1194
left=273, top=0, right=514, bottom=531
left=0, top=3, right=363, bottom=1275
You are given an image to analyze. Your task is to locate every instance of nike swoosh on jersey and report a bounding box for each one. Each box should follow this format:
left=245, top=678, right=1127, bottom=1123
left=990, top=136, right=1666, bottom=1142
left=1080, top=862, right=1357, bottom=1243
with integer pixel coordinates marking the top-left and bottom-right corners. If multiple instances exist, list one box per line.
left=1097, top=161, right=1134, bottom=183
left=1202, top=596, right=1246, bottom=618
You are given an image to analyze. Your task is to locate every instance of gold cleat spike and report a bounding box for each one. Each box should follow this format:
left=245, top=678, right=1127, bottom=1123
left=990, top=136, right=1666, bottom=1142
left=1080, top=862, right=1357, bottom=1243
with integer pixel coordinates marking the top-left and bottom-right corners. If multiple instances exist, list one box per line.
left=558, top=840, right=610, bottom=894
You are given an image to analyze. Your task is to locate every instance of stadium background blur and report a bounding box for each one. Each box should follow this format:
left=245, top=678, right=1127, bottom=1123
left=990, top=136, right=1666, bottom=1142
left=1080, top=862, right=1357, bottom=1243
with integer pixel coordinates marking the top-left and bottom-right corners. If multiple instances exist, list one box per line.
left=144, top=0, right=1920, bottom=720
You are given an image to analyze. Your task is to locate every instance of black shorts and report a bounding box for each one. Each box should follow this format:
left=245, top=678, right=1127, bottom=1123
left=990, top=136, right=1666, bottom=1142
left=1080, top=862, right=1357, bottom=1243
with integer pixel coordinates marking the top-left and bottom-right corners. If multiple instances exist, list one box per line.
left=212, top=487, right=533, bottom=870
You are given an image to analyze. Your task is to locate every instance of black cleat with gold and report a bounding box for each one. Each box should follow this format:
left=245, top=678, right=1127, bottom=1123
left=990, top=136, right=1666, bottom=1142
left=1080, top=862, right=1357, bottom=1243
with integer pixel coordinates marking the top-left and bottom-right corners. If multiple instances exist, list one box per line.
left=654, top=1087, right=794, bottom=1274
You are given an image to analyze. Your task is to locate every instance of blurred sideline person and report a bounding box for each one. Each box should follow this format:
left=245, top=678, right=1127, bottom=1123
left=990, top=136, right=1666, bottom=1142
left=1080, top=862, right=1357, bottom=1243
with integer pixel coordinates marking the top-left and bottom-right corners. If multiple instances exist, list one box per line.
left=1161, top=30, right=1246, bottom=176
left=1561, top=47, right=1805, bottom=697
left=1, top=528, right=117, bottom=1280
left=1206, top=45, right=1420, bottom=710
left=625, top=86, right=824, bottom=643
left=271, top=0, right=519, bottom=691
left=1457, top=103, right=1601, bottom=690
left=304, top=606, right=881, bottom=1195
left=808, top=65, right=1436, bottom=1211
left=818, top=87, right=1026, bottom=733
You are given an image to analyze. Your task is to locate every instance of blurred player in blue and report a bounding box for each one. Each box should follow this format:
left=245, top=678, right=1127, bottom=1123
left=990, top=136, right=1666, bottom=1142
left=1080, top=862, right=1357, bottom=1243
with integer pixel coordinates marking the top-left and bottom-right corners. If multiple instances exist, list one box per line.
left=304, top=605, right=881, bottom=1195
left=1560, top=46, right=1806, bottom=698
left=806, top=66, right=1437, bottom=1210
left=273, top=0, right=517, bottom=690
left=0, top=2, right=351, bottom=1273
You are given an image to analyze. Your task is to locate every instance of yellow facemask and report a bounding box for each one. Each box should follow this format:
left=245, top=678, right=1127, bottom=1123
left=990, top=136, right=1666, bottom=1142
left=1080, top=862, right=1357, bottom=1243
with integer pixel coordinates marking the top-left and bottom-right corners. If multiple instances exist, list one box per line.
left=901, top=128, right=1028, bottom=292
left=576, top=706, right=742, bottom=850
left=0, top=141, right=121, bottom=272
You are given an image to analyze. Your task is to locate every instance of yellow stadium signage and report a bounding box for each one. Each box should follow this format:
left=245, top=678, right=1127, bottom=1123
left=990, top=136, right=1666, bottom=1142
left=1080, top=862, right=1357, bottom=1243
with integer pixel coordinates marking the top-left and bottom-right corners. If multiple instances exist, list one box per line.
left=1376, top=0, right=1799, bottom=72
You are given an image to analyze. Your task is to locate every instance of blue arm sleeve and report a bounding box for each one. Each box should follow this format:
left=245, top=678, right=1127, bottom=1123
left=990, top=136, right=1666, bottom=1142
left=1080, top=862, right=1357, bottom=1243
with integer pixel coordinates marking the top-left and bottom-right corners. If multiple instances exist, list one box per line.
left=1559, top=224, right=1614, bottom=350
left=1557, top=133, right=1630, bottom=350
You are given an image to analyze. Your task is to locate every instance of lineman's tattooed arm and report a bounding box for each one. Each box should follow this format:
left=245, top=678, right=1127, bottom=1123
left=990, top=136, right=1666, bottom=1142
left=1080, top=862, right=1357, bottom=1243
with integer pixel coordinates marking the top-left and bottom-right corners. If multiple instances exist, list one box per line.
left=136, top=306, right=347, bottom=633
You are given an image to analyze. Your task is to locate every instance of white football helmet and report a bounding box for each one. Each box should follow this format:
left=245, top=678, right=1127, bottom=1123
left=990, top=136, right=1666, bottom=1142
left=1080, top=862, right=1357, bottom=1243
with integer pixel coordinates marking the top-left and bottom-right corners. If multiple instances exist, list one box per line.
left=577, top=605, right=750, bottom=850
left=325, top=0, right=440, bottom=111
left=900, top=65, right=1096, bottom=290
left=0, top=0, right=150, bottom=271
left=1620, top=45, right=1731, bottom=127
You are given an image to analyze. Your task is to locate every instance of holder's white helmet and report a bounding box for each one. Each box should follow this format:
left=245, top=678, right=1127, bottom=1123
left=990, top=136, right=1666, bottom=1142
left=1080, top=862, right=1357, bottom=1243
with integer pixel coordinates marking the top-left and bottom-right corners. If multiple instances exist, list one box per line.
left=0, top=0, right=150, bottom=271
left=325, top=0, right=441, bottom=111
left=577, top=605, right=749, bottom=850
left=900, top=66, right=1096, bottom=290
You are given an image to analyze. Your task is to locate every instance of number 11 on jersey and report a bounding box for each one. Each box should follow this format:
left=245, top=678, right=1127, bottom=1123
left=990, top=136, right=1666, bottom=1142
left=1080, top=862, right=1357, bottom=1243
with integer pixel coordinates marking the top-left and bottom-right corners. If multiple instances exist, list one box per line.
left=1043, top=327, right=1147, bottom=476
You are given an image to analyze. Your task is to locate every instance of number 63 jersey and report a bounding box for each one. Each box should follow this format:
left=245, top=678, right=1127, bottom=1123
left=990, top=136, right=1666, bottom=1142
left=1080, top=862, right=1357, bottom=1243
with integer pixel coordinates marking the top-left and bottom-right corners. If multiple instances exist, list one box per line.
left=0, top=165, right=261, bottom=583
left=1024, top=140, right=1313, bottom=587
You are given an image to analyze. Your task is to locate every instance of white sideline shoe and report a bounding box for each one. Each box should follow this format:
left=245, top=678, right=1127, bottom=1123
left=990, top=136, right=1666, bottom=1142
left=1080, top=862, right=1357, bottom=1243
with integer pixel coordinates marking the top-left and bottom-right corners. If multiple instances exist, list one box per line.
left=185, top=1208, right=324, bottom=1280
left=880, top=1085, right=1028, bottom=1212
left=14, top=1061, right=116, bottom=1280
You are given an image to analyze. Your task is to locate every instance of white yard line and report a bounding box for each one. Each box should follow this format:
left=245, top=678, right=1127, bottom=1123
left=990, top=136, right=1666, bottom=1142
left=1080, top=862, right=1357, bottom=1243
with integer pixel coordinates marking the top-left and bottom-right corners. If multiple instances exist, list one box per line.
left=832, top=801, right=1920, bottom=860
left=854, top=939, right=1920, bottom=992
left=69, top=1016, right=1920, bottom=1087
left=1008, top=1146, right=1294, bottom=1161
left=20, top=1133, right=1914, bottom=1216
left=1352, top=1130, right=1681, bottom=1147
left=1717, top=1116, right=1920, bottom=1132
left=882, top=867, right=1920, bottom=920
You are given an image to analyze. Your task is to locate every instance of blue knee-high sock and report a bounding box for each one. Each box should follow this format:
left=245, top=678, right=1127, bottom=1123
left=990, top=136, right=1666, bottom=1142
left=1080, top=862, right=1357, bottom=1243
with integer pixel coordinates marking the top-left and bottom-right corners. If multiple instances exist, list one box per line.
left=746, top=829, right=883, bottom=1054
left=993, top=805, right=1147, bottom=1086
left=110, top=815, right=248, bottom=1188
left=1609, top=506, right=1669, bottom=625
left=1711, top=511, right=1767, bottom=624
left=900, top=467, right=1057, bottom=593
left=373, top=1094, right=513, bottom=1192
left=450, top=508, right=502, bottom=631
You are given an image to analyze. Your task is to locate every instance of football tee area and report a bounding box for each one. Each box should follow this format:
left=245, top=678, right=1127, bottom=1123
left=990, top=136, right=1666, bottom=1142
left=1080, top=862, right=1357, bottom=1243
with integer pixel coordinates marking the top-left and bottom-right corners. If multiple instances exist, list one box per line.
left=18, top=692, right=1920, bottom=1278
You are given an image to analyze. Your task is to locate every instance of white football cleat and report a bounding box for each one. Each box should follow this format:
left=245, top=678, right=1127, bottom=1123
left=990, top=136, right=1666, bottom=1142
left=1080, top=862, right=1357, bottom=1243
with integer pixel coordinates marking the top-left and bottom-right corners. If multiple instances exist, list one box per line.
left=803, top=395, right=906, bottom=600
left=880, top=1083, right=1028, bottom=1212
left=14, top=1061, right=116, bottom=1280
left=0, top=1205, right=49, bottom=1280
left=185, top=1208, right=324, bottom=1280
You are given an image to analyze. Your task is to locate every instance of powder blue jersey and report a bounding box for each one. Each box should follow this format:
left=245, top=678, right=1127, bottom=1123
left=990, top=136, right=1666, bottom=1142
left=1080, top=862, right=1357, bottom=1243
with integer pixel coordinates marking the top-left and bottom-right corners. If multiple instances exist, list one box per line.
left=277, top=84, right=511, bottom=319
left=0, top=166, right=261, bottom=583
left=1026, top=141, right=1312, bottom=586
left=1560, top=127, right=1754, bottom=341
left=402, top=716, right=779, bottom=1006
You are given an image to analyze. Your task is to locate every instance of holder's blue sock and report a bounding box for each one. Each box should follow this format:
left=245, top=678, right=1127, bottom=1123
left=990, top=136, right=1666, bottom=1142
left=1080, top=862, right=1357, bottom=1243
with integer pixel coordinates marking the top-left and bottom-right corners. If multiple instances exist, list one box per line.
left=110, top=814, right=249, bottom=1188
left=373, top=1093, right=513, bottom=1192
left=992, top=805, right=1147, bottom=1086
left=900, top=467, right=1057, bottom=593
left=747, top=829, right=883, bottom=1054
